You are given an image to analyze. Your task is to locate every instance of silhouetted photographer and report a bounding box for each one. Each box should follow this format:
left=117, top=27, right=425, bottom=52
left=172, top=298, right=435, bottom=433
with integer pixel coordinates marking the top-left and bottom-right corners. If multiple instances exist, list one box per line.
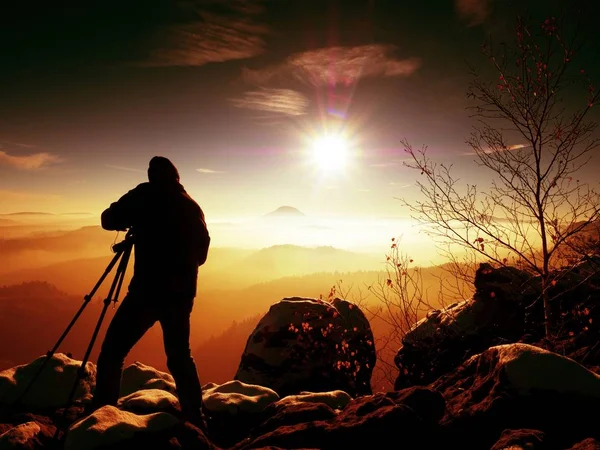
left=90, top=156, right=210, bottom=428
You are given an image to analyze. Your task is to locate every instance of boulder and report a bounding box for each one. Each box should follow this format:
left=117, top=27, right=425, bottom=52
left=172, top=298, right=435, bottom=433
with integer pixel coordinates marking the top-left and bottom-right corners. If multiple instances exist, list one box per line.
left=64, top=405, right=179, bottom=450
left=0, top=353, right=95, bottom=412
left=432, top=343, right=600, bottom=449
left=394, top=263, right=541, bottom=389
left=117, top=389, right=180, bottom=416
left=120, top=362, right=176, bottom=398
left=250, top=390, right=352, bottom=438
left=235, top=297, right=375, bottom=397
left=274, top=391, right=352, bottom=411
left=235, top=387, right=444, bottom=450
left=489, top=429, right=547, bottom=450
left=201, top=381, right=279, bottom=448
left=202, top=381, right=279, bottom=415
left=568, top=438, right=600, bottom=450
left=472, top=263, right=537, bottom=304
left=0, top=420, right=53, bottom=450
left=253, top=401, right=337, bottom=436
left=395, top=260, right=600, bottom=390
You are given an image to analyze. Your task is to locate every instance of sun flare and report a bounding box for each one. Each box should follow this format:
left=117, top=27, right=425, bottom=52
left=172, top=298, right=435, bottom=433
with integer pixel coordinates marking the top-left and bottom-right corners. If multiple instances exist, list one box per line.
left=310, top=134, right=349, bottom=172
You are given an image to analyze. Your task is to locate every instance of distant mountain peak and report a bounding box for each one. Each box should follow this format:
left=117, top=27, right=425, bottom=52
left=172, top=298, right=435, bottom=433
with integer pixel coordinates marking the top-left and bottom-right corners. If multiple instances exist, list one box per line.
left=264, top=206, right=306, bottom=217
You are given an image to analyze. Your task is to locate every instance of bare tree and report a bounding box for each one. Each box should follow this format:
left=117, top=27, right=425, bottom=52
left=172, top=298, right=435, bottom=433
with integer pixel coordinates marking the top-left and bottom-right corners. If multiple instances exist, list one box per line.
left=401, top=15, right=600, bottom=337
left=360, top=237, right=467, bottom=389
left=330, top=238, right=474, bottom=390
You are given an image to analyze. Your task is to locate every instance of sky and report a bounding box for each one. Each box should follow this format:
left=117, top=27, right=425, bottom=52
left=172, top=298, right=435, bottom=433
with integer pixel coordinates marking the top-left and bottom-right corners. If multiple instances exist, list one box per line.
left=1, top=0, right=600, bottom=227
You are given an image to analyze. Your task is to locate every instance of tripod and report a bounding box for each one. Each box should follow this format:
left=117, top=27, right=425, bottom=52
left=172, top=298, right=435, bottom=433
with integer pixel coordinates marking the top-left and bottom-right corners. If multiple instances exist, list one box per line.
left=6, top=229, right=134, bottom=416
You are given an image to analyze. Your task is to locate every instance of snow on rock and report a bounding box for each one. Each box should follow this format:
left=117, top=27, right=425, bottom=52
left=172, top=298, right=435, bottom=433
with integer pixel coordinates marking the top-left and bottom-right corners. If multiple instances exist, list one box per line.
left=432, top=343, right=600, bottom=450
left=0, top=421, right=41, bottom=448
left=275, top=390, right=352, bottom=411
left=117, top=389, right=180, bottom=415
left=435, top=343, right=600, bottom=401
left=235, top=297, right=376, bottom=397
left=202, top=380, right=279, bottom=415
left=64, top=405, right=178, bottom=450
left=488, top=343, right=600, bottom=396
left=120, top=362, right=176, bottom=397
left=0, top=353, right=95, bottom=410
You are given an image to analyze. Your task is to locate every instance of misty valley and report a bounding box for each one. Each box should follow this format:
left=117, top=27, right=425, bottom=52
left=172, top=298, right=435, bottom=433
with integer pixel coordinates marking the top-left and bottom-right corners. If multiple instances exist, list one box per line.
left=0, top=217, right=453, bottom=392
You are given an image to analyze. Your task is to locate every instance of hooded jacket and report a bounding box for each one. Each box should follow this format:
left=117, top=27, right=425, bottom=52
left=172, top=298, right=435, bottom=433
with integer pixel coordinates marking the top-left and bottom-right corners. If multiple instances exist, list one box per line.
left=101, top=181, right=210, bottom=298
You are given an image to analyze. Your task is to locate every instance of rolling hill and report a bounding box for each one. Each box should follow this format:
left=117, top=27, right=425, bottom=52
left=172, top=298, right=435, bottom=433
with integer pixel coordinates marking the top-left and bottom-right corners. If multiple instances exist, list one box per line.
left=0, top=281, right=169, bottom=372
left=0, top=243, right=386, bottom=292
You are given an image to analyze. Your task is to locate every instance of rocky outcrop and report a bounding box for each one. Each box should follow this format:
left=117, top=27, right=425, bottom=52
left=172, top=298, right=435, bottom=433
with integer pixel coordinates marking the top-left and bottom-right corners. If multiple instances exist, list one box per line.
left=117, top=389, right=180, bottom=416
left=0, top=416, right=57, bottom=450
left=489, top=429, right=547, bottom=450
left=65, top=406, right=180, bottom=450
left=394, top=261, right=600, bottom=389
left=235, top=297, right=376, bottom=397
left=120, top=362, right=176, bottom=397
left=1, top=344, right=600, bottom=450
left=0, top=353, right=96, bottom=412
left=2, top=261, right=600, bottom=450
left=235, top=387, right=445, bottom=450
left=433, top=343, right=600, bottom=449
left=202, top=381, right=280, bottom=447
left=569, top=438, right=600, bottom=449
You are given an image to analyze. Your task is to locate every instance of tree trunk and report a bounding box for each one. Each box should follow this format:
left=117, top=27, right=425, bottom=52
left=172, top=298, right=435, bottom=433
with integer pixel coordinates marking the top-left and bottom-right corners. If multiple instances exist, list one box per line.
left=542, top=276, right=552, bottom=338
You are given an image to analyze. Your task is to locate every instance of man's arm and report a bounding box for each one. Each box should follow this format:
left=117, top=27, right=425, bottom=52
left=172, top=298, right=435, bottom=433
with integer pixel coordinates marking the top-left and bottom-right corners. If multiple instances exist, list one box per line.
left=101, top=188, right=139, bottom=231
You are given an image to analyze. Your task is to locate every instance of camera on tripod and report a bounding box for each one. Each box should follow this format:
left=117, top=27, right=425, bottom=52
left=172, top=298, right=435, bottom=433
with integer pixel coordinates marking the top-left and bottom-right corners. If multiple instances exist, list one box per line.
left=112, top=228, right=134, bottom=253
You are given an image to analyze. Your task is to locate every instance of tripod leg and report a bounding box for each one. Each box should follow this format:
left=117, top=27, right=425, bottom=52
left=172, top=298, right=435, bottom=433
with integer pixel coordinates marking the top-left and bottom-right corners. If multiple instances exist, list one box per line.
left=63, top=243, right=133, bottom=411
left=4, top=249, right=125, bottom=413
left=112, top=244, right=132, bottom=309
left=49, top=249, right=124, bottom=355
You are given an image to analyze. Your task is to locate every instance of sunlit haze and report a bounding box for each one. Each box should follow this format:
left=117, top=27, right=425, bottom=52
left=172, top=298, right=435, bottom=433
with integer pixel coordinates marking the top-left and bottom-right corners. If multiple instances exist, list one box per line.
left=2, top=1, right=599, bottom=261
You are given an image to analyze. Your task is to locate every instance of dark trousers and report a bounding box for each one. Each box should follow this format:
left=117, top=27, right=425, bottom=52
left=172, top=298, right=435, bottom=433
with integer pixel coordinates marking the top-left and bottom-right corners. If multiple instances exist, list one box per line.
left=92, top=291, right=203, bottom=416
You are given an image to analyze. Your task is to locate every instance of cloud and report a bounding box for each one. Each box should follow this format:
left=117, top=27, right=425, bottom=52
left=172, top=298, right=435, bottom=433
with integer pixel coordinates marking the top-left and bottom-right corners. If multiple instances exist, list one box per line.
left=106, top=164, right=145, bottom=173
left=230, top=88, right=309, bottom=116
left=455, top=0, right=490, bottom=27
left=0, top=150, right=60, bottom=170
left=0, top=141, right=41, bottom=149
left=2, top=211, right=54, bottom=216
left=0, top=0, right=269, bottom=72
left=241, top=44, right=422, bottom=87
left=389, top=182, right=412, bottom=188
left=232, top=45, right=420, bottom=117
left=459, top=143, right=530, bottom=156
left=196, top=168, right=225, bottom=174
left=138, top=1, right=268, bottom=67
left=507, top=144, right=527, bottom=151
left=0, top=190, right=61, bottom=203
left=371, top=162, right=399, bottom=168
left=370, top=158, right=413, bottom=168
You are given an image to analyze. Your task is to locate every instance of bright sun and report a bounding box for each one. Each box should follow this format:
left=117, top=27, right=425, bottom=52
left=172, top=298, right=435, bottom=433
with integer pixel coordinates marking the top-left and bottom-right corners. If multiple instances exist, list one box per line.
left=310, top=134, right=349, bottom=172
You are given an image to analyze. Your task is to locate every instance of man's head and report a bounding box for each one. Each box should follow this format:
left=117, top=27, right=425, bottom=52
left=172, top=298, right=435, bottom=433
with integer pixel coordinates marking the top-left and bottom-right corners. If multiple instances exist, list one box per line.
left=148, top=156, right=180, bottom=185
